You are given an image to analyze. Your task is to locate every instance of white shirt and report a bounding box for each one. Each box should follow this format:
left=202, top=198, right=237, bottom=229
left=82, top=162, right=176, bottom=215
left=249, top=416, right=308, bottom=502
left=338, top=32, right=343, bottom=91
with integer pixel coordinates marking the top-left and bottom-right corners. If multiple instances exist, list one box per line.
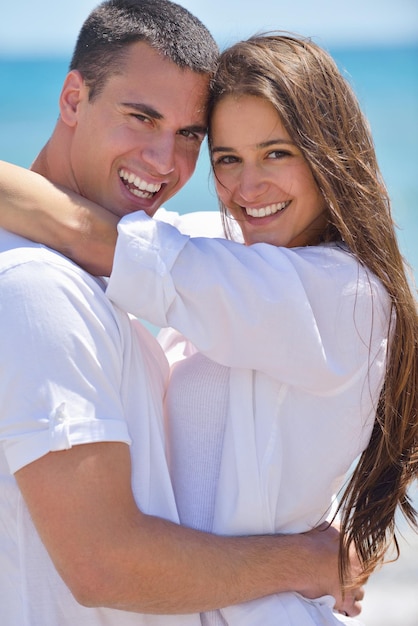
left=0, top=228, right=200, bottom=626
left=106, top=210, right=391, bottom=625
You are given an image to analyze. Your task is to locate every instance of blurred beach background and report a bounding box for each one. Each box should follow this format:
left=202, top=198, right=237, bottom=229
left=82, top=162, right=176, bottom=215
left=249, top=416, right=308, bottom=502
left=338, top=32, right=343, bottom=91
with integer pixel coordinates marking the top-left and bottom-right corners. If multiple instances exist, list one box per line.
left=1, top=1, right=417, bottom=623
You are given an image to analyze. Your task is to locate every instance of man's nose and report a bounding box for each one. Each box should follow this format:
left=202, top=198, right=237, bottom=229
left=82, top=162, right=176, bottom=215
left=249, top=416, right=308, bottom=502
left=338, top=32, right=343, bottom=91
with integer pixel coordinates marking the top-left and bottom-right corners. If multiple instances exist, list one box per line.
left=141, top=132, right=176, bottom=176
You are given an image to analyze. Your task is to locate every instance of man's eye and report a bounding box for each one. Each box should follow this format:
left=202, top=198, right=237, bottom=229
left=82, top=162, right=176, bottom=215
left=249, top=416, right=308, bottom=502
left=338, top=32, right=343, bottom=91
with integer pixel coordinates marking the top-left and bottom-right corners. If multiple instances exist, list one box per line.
left=178, top=129, right=202, bottom=141
left=132, top=114, right=151, bottom=123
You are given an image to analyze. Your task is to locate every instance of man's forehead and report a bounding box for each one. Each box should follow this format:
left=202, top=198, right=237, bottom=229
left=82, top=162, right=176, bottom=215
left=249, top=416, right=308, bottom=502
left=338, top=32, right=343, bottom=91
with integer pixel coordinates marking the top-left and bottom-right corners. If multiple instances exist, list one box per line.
left=107, top=44, right=210, bottom=126
left=121, top=40, right=211, bottom=86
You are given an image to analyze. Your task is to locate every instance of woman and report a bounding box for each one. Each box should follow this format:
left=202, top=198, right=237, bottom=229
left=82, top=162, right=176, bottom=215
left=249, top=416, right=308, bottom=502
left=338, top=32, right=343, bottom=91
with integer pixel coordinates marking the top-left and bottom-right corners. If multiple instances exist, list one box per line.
left=0, top=34, right=417, bottom=625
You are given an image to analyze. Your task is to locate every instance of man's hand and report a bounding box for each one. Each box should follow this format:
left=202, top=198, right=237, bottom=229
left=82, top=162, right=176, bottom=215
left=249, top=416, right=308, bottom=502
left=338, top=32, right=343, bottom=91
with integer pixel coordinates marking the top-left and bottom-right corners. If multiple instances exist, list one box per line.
left=300, top=523, right=366, bottom=617
left=335, top=538, right=366, bottom=618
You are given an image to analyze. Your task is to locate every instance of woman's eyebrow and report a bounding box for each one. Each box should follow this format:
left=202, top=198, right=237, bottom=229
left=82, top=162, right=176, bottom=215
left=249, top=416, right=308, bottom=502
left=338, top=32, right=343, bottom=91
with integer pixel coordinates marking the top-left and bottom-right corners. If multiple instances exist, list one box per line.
left=257, top=138, right=293, bottom=149
left=212, top=138, right=292, bottom=153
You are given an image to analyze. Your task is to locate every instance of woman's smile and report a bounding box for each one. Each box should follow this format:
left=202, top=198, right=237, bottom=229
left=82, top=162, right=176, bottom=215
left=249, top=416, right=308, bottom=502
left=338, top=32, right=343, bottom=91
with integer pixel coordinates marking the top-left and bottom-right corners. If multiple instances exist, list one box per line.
left=243, top=200, right=290, bottom=218
left=211, top=94, right=327, bottom=247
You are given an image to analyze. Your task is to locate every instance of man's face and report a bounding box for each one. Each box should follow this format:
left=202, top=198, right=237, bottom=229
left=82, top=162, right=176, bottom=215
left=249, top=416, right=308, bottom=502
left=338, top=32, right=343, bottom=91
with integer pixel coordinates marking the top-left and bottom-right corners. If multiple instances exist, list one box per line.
left=63, top=42, right=210, bottom=218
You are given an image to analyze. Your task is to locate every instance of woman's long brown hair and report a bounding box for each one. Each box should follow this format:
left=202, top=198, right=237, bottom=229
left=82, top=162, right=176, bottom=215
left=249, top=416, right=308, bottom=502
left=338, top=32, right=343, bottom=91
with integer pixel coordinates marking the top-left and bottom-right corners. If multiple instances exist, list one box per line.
left=208, top=34, right=418, bottom=585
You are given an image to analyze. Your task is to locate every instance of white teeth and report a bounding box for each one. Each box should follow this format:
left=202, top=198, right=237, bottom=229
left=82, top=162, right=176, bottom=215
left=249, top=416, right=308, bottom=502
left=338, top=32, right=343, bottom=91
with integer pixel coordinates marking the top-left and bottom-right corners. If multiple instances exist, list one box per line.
left=129, top=187, right=154, bottom=199
left=245, top=201, right=288, bottom=218
left=119, top=168, right=162, bottom=197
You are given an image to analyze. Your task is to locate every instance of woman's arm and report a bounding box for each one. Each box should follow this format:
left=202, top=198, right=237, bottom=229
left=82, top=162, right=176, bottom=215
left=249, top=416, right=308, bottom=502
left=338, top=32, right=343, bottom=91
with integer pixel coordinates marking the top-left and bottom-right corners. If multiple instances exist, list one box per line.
left=0, top=160, right=117, bottom=275
left=107, top=212, right=391, bottom=388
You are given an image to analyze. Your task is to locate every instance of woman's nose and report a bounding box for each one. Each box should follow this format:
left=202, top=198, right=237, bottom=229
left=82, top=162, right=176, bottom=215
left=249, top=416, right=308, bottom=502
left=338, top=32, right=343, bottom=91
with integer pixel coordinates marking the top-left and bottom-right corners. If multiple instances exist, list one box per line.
left=236, top=165, right=269, bottom=203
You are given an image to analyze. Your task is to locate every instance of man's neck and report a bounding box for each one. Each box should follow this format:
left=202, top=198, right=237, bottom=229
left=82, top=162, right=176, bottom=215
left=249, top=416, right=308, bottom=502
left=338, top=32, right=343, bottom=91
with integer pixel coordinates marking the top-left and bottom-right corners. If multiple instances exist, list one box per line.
left=31, top=122, right=76, bottom=192
left=31, top=145, right=51, bottom=179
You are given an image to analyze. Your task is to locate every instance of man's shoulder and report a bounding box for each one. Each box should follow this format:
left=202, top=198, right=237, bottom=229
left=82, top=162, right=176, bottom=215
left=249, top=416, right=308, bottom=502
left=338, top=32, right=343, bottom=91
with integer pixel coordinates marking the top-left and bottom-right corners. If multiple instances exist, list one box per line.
left=0, top=228, right=43, bottom=258
left=0, top=229, right=109, bottom=311
left=0, top=228, right=101, bottom=283
left=0, top=228, right=65, bottom=266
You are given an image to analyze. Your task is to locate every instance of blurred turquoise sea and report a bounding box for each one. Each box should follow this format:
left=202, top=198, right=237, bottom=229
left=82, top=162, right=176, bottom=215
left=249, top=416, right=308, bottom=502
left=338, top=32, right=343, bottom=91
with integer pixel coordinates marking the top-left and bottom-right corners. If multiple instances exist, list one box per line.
left=1, top=46, right=418, bottom=625
left=1, top=46, right=417, bottom=276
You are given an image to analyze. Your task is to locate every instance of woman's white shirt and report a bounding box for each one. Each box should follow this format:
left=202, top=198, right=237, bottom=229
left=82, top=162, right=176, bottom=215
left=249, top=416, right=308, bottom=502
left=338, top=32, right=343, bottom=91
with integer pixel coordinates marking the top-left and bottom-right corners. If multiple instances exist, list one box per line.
left=106, top=210, right=391, bottom=626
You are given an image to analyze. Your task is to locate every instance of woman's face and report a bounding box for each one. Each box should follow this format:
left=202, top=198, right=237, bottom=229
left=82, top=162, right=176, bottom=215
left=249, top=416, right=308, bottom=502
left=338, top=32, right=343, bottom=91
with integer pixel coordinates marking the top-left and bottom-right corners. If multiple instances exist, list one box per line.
left=211, top=95, right=327, bottom=247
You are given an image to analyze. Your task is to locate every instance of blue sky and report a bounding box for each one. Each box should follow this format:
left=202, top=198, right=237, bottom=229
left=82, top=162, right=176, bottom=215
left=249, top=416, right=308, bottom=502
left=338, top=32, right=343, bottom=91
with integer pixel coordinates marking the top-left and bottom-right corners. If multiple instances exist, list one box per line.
left=1, top=0, right=417, bottom=55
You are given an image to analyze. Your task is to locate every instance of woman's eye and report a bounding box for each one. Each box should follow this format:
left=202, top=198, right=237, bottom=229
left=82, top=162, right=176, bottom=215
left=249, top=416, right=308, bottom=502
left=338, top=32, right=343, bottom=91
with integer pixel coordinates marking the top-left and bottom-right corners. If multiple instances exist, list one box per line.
left=214, top=155, right=238, bottom=165
left=267, top=150, right=289, bottom=159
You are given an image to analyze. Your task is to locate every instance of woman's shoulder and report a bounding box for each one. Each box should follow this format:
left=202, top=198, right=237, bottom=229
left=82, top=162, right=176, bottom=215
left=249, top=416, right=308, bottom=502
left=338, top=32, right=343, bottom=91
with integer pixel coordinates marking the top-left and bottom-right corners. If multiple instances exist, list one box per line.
left=155, top=208, right=226, bottom=238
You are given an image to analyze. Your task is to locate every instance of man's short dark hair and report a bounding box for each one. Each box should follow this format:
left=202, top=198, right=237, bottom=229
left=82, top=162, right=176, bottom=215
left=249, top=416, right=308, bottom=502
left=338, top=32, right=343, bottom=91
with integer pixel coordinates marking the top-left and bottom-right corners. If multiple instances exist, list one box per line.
left=70, top=0, right=219, bottom=100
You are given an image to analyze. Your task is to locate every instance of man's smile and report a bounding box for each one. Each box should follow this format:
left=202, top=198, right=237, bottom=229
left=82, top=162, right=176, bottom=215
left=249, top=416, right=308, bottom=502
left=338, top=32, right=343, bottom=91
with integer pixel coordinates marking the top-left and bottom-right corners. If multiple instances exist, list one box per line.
left=119, top=168, right=163, bottom=199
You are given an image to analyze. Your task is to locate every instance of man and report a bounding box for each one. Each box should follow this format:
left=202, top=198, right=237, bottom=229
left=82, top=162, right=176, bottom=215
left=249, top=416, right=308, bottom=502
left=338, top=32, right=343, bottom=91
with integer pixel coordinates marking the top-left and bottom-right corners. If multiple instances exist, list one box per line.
left=0, top=1, right=360, bottom=624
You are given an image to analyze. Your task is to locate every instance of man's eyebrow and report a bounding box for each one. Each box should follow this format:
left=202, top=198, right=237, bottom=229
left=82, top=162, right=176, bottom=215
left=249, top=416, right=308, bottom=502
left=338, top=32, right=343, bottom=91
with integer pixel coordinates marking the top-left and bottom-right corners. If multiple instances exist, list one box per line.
left=212, top=138, right=292, bottom=153
left=184, top=124, right=208, bottom=136
left=122, top=102, right=163, bottom=120
left=122, top=102, right=207, bottom=135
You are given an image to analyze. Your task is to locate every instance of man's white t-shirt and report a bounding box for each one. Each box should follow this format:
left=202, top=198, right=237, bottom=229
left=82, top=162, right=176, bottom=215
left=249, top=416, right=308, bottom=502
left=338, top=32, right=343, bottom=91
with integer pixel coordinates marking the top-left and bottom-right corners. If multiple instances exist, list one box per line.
left=0, top=228, right=199, bottom=626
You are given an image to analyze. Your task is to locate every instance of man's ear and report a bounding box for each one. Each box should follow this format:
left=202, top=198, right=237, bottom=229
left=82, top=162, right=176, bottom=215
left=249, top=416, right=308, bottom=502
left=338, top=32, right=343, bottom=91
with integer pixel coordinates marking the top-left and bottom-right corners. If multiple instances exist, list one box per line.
left=59, top=70, right=88, bottom=127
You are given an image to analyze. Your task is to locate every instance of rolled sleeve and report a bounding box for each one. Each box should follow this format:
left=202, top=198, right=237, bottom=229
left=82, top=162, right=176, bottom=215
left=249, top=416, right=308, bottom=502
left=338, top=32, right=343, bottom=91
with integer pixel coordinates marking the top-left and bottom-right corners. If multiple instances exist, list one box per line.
left=0, top=248, right=132, bottom=475
left=107, top=211, right=189, bottom=327
left=4, top=410, right=131, bottom=475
